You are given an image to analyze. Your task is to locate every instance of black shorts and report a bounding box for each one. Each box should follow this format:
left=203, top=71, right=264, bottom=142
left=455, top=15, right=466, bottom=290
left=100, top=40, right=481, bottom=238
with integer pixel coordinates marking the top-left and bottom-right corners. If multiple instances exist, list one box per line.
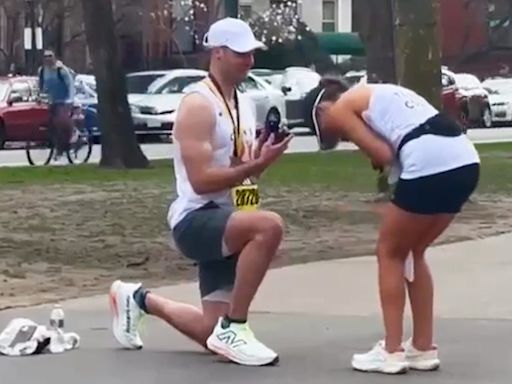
left=392, top=163, right=480, bottom=214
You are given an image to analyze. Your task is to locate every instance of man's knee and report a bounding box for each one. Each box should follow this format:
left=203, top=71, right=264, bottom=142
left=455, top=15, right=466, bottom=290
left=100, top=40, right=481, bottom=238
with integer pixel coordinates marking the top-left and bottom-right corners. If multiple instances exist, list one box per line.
left=224, top=210, right=285, bottom=254
left=256, top=211, right=285, bottom=242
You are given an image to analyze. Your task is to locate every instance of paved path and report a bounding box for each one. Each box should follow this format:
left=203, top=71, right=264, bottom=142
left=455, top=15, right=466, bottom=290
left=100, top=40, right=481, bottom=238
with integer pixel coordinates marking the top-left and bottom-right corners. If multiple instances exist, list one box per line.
left=1, top=233, right=511, bottom=383
left=1, top=127, right=512, bottom=167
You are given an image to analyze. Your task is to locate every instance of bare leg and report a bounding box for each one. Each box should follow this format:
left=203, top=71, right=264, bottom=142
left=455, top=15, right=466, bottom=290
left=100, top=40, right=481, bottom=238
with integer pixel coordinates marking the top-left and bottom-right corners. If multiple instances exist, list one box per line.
left=376, top=204, right=437, bottom=353
left=377, top=250, right=408, bottom=352
left=223, top=211, right=284, bottom=320
left=406, top=258, right=434, bottom=350
left=145, top=295, right=228, bottom=348
left=407, top=215, right=453, bottom=351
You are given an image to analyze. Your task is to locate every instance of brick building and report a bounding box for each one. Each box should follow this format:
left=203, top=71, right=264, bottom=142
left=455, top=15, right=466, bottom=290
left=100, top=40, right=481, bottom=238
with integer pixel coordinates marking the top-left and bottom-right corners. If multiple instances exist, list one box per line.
left=1, top=0, right=511, bottom=76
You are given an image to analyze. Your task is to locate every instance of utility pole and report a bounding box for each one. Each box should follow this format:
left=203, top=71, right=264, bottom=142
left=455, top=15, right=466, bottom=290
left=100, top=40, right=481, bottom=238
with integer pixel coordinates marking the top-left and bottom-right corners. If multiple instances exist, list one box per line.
left=224, top=0, right=239, bottom=18
left=392, top=0, right=442, bottom=109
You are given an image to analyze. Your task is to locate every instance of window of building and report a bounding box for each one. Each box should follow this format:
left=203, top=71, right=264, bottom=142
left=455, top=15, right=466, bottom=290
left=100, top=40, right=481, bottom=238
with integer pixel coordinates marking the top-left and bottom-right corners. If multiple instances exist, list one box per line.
left=322, top=0, right=337, bottom=32
left=239, top=4, right=252, bottom=19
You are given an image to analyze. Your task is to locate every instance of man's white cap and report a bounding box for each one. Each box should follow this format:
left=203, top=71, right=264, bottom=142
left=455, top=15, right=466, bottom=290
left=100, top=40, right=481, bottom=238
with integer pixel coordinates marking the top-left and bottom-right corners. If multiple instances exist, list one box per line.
left=203, top=17, right=266, bottom=53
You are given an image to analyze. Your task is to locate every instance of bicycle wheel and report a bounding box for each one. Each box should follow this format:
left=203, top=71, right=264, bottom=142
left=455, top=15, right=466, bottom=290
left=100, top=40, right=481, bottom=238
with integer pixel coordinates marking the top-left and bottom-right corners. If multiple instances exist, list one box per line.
left=25, top=140, right=54, bottom=166
left=67, top=127, right=93, bottom=164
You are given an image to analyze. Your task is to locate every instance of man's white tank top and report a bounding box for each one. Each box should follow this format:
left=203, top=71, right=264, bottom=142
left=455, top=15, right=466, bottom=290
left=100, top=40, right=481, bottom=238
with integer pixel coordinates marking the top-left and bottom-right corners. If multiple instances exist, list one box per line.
left=167, top=81, right=257, bottom=229
left=361, top=83, right=480, bottom=180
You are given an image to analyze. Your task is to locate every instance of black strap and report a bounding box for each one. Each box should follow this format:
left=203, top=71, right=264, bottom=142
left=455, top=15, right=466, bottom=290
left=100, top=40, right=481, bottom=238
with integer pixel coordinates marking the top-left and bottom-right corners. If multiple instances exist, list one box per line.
left=397, top=113, right=463, bottom=153
left=207, top=73, right=241, bottom=158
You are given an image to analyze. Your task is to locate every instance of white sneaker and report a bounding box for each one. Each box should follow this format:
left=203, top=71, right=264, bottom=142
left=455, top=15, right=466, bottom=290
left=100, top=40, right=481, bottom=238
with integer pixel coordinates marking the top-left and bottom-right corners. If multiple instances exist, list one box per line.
left=109, top=280, right=145, bottom=350
left=351, top=340, right=409, bottom=374
left=404, top=338, right=440, bottom=371
left=206, top=317, right=278, bottom=366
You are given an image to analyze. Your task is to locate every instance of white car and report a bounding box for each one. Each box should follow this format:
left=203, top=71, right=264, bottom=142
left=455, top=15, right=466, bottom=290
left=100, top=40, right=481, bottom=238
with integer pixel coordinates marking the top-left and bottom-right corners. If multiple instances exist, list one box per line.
left=126, top=70, right=175, bottom=104
left=253, top=67, right=320, bottom=129
left=239, top=73, right=287, bottom=130
left=130, top=69, right=207, bottom=135
left=482, top=77, right=512, bottom=125
left=130, top=70, right=287, bottom=135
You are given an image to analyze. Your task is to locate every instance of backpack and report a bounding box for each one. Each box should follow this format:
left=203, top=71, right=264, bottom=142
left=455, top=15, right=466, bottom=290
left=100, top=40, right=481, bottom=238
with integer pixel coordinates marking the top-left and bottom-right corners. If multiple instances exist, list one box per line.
left=38, top=66, right=66, bottom=90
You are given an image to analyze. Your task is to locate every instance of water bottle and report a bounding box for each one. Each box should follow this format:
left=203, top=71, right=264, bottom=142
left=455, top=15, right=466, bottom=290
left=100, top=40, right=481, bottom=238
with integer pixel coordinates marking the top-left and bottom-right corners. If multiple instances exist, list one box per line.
left=49, top=304, right=65, bottom=330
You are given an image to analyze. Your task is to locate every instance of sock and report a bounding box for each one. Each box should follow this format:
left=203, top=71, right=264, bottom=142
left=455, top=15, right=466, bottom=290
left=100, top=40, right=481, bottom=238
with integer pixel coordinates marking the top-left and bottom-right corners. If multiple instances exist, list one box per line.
left=221, top=315, right=247, bottom=329
left=132, top=286, right=150, bottom=314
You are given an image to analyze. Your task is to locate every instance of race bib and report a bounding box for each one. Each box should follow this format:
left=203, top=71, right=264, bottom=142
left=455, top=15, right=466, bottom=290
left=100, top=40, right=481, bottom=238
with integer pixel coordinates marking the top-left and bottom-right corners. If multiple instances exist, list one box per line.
left=231, top=182, right=260, bottom=211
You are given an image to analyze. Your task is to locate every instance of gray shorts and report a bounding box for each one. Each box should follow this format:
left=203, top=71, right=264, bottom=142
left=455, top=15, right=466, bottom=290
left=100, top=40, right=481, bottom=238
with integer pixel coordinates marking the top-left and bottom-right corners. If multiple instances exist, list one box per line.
left=172, top=201, right=237, bottom=301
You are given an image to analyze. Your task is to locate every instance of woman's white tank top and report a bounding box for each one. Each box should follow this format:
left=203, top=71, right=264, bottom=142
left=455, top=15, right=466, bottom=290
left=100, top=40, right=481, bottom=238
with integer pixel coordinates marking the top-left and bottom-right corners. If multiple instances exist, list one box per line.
left=361, top=83, right=480, bottom=180
left=167, top=81, right=257, bottom=229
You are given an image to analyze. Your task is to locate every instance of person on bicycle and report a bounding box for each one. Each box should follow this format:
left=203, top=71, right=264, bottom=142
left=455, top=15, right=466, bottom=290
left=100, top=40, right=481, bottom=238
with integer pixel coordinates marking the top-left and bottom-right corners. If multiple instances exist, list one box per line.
left=38, top=50, right=76, bottom=157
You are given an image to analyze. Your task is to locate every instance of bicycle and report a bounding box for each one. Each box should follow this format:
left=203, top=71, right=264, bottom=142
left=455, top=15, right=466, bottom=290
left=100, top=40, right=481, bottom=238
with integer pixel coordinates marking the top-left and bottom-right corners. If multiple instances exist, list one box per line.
left=25, top=103, right=93, bottom=166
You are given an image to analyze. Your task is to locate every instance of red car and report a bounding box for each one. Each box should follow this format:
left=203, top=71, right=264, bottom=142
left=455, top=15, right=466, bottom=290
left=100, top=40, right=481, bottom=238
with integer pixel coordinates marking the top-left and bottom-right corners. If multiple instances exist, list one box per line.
left=0, top=76, right=49, bottom=148
left=344, top=69, right=488, bottom=131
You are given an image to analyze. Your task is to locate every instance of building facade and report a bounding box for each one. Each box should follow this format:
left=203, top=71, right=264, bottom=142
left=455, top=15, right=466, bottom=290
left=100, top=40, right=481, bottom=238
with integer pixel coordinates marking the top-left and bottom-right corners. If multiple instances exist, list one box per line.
left=239, top=0, right=352, bottom=33
left=1, top=0, right=511, bottom=77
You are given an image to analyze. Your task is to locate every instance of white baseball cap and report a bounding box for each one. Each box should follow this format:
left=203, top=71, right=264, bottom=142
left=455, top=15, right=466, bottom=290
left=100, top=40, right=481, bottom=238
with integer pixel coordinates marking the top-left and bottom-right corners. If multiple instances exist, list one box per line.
left=203, top=17, right=266, bottom=53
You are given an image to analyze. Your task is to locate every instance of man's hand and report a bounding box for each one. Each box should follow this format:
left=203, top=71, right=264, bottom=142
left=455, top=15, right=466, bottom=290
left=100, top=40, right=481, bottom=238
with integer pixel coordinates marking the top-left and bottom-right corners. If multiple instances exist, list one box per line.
left=253, top=129, right=270, bottom=160
left=257, top=132, right=293, bottom=168
left=254, top=129, right=292, bottom=160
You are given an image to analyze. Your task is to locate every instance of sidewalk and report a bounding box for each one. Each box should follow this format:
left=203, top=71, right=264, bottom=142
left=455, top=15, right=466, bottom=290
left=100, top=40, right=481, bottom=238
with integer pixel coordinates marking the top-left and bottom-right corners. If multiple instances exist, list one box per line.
left=53, top=232, right=512, bottom=320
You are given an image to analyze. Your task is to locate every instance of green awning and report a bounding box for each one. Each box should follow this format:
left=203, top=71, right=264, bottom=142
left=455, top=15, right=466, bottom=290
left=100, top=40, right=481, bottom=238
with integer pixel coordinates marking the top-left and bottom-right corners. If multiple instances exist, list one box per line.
left=316, top=32, right=366, bottom=56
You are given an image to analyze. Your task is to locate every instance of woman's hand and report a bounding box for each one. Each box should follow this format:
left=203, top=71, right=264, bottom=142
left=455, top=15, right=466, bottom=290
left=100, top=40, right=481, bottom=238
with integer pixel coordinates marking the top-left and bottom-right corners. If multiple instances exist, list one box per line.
left=371, top=159, right=384, bottom=173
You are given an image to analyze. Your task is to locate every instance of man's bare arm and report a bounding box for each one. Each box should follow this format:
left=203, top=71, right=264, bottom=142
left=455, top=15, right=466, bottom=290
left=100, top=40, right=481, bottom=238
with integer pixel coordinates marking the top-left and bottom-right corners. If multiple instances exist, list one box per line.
left=174, top=93, right=267, bottom=195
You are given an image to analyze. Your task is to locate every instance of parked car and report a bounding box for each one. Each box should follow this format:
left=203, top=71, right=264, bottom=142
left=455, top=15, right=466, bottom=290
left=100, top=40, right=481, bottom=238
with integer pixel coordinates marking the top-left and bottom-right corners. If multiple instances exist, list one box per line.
left=239, top=73, right=287, bottom=131
left=482, top=77, right=512, bottom=126
left=126, top=70, right=174, bottom=104
left=74, top=71, right=179, bottom=140
left=450, top=71, right=492, bottom=128
left=0, top=76, right=86, bottom=148
left=440, top=69, right=466, bottom=129
left=130, top=69, right=287, bottom=136
left=0, top=76, right=48, bottom=147
left=252, top=66, right=320, bottom=130
left=129, top=69, right=207, bottom=137
left=341, top=68, right=489, bottom=130
left=250, top=69, right=284, bottom=89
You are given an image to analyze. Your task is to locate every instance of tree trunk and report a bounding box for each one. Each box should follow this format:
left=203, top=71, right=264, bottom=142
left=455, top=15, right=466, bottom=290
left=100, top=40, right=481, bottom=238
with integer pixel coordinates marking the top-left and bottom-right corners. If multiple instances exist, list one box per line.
left=393, top=0, right=442, bottom=109
left=80, top=0, right=149, bottom=168
left=353, top=0, right=396, bottom=83
left=353, top=0, right=396, bottom=196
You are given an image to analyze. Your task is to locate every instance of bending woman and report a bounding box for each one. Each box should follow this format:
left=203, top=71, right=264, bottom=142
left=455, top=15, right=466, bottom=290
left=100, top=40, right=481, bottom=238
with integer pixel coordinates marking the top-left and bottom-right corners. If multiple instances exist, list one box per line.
left=306, top=78, right=480, bottom=374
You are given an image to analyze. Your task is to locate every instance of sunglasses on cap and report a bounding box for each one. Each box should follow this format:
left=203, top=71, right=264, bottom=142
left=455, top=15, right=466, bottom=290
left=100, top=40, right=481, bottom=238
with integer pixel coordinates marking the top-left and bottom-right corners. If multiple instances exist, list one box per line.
left=311, top=87, right=329, bottom=149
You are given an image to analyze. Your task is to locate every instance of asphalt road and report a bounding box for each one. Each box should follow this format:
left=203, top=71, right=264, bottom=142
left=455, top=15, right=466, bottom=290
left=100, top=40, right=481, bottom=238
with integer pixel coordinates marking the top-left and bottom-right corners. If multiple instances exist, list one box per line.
left=1, top=233, right=512, bottom=383
left=2, top=127, right=512, bottom=167
left=0, top=311, right=508, bottom=384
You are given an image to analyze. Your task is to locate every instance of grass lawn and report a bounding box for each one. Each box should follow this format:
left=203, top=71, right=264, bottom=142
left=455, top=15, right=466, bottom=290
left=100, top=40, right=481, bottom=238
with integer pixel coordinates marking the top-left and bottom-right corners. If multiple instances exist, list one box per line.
left=1, top=141, right=512, bottom=194
left=1, top=141, right=512, bottom=309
